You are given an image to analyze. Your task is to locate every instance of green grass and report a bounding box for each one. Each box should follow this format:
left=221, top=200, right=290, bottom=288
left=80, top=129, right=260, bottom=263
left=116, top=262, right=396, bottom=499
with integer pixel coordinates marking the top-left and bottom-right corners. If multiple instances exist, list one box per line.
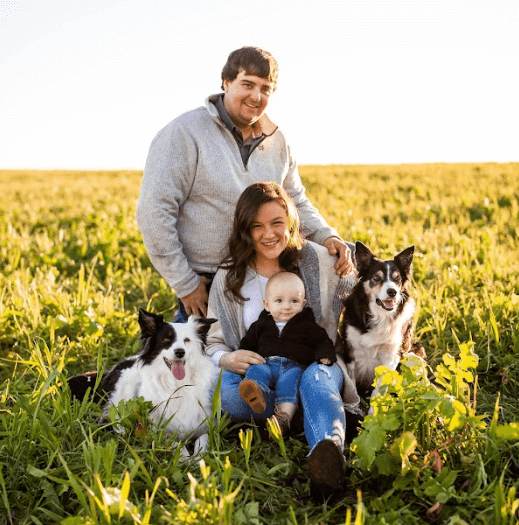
left=1, top=164, right=518, bottom=524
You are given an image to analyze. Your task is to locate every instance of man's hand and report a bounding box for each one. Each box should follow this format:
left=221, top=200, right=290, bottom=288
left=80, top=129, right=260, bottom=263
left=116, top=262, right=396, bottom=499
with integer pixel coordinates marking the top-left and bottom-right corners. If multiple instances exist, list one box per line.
left=180, top=277, right=209, bottom=317
left=219, top=350, right=266, bottom=375
left=323, top=237, right=354, bottom=277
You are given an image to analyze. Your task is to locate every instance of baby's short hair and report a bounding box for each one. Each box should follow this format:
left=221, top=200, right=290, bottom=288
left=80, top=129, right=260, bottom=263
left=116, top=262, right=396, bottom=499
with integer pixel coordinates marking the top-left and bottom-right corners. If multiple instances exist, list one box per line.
left=265, top=271, right=305, bottom=297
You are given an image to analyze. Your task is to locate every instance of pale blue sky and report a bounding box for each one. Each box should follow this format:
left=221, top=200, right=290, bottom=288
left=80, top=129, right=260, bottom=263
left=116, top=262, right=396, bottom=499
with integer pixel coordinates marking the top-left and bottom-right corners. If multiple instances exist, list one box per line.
left=1, top=0, right=518, bottom=169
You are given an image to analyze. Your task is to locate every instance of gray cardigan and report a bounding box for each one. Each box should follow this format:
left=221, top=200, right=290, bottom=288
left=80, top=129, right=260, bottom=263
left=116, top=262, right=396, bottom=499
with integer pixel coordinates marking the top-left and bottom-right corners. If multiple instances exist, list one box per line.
left=206, top=242, right=361, bottom=409
left=137, top=94, right=340, bottom=298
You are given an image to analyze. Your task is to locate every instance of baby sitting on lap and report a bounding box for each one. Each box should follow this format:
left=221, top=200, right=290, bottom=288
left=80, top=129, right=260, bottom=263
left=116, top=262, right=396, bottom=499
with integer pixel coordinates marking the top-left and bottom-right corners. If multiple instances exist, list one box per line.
left=238, top=271, right=336, bottom=435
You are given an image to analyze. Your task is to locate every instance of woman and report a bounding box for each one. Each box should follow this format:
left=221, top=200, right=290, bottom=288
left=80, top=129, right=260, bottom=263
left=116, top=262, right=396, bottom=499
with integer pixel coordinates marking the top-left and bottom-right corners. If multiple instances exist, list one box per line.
left=205, top=182, right=360, bottom=494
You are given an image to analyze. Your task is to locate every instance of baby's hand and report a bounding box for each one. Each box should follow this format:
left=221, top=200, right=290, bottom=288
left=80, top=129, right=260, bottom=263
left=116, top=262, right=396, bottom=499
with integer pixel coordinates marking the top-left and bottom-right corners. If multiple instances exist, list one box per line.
left=319, top=358, right=331, bottom=366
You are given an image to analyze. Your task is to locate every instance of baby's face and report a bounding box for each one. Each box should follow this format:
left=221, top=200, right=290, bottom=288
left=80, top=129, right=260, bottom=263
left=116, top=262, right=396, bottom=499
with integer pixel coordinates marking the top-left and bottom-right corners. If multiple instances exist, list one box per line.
left=263, top=279, right=306, bottom=323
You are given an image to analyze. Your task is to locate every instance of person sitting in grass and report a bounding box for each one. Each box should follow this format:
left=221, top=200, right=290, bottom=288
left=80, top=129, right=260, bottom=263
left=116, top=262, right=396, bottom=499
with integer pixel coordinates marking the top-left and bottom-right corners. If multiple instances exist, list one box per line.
left=238, top=271, right=336, bottom=436
left=205, top=182, right=361, bottom=497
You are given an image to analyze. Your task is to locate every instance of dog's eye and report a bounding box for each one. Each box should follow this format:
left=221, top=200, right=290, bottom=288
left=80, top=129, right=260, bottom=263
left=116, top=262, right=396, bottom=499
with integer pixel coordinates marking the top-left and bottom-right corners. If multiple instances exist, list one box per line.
left=372, top=276, right=381, bottom=282
left=184, top=338, right=191, bottom=344
left=163, top=338, right=172, bottom=344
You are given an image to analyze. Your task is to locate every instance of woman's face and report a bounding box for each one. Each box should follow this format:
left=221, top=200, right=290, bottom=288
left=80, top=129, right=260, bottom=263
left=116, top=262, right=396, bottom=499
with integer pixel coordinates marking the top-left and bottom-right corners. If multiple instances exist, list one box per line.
left=250, top=201, right=290, bottom=264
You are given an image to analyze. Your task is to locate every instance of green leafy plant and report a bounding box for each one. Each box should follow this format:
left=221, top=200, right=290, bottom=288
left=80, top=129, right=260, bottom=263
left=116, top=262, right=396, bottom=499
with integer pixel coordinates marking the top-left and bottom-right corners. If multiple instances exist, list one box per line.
left=351, top=344, right=519, bottom=519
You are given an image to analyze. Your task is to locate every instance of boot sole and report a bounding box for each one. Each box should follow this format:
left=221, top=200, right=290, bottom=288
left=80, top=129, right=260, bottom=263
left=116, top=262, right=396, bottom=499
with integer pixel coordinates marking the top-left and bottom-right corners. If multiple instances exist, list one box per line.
left=239, top=379, right=267, bottom=414
left=307, top=439, right=345, bottom=492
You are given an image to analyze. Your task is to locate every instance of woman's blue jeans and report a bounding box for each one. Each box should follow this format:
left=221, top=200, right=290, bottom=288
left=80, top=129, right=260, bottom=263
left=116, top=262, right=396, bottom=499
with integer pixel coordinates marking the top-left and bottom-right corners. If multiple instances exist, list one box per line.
left=218, top=361, right=346, bottom=452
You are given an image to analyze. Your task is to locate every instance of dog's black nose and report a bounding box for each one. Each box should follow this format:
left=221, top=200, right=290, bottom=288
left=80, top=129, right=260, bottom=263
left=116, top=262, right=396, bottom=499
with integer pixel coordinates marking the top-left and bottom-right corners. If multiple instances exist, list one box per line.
left=387, top=288, right=397, bottom=298
left=175, top=349, right=185, bottom=359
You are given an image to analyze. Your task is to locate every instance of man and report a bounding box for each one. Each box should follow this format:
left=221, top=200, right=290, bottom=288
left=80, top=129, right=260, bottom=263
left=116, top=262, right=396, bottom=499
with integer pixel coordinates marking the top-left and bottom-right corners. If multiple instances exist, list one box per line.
left=137, top=47, right=353, bottom=320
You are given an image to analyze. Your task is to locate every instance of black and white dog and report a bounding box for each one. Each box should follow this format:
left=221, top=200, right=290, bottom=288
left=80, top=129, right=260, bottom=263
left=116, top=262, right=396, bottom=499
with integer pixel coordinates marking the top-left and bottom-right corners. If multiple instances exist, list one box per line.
left=341, top=242, right=423, bottom=401
left=71, top=308, right=218, bottom=455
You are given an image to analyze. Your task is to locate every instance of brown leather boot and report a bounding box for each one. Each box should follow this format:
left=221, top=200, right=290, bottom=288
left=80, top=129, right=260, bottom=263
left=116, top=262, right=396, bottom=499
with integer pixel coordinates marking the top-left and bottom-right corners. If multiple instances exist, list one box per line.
left=268, top=407, right=291, bottom=437
left=307, top=439, right=345, bottom=496
left=238, top=379, right=267, bottom=414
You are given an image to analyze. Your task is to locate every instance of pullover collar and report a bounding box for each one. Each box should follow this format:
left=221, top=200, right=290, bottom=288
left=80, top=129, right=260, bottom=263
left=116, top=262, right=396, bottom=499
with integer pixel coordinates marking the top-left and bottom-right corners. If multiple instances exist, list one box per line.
left=206, top=93, right=278, bottom=137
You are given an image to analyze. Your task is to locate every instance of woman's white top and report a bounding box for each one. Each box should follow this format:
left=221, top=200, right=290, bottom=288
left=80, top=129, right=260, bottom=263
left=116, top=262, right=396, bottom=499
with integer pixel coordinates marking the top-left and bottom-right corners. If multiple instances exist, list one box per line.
left=241, top=272, right=268, bottom=330
left=209, top=270, right=268, bottom=366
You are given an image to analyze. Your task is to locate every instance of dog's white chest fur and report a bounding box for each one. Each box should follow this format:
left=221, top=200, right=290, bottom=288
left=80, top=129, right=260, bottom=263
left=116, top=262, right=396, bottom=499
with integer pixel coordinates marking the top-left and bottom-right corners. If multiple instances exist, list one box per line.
left=347, top=298, right=415, bottom=388
left=107, top=357, right=218, bottom=439
left=100, top=313, right=219, bottom=454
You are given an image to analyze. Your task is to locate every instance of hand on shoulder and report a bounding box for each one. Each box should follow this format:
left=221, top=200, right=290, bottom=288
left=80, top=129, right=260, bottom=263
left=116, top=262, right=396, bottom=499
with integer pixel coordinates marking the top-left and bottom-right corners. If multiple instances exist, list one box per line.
left=323, top=237, right=354, bottom=277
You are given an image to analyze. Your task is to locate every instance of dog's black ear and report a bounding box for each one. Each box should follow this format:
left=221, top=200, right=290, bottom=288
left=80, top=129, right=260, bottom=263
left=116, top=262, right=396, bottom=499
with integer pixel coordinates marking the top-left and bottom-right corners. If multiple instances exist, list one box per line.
left=355, top=241, right=374, bottom=274
left=394, top=246, right=415, bottom=275
left=195, top=317, right=218, bottom=344
left=138, top=307, right=164, bottom=337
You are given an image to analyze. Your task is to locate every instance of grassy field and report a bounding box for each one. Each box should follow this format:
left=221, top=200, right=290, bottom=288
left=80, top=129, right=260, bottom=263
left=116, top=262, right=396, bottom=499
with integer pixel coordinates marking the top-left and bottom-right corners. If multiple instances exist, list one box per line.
left=1, top=163, right=518, bottom=524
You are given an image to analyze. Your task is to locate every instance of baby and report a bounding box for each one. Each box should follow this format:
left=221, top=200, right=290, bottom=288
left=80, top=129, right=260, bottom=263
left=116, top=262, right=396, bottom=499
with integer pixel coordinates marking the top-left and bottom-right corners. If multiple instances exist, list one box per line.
left=238, top=271, right=336, bottom=435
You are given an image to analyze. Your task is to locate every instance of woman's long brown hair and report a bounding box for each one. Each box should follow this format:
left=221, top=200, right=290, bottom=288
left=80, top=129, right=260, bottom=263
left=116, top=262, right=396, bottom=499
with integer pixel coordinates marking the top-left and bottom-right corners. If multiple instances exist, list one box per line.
left=221, top=182, right=305, bottom=303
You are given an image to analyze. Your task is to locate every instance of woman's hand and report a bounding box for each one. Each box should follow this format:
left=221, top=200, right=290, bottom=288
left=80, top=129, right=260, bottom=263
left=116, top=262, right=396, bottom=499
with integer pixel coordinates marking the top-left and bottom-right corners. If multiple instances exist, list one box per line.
left=219, top=350, right=266, bottom=375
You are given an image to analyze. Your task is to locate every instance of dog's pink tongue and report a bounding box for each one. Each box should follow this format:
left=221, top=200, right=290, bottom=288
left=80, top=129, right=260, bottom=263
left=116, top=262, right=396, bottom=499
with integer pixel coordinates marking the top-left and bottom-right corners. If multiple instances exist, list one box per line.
left=172, top=362, right=185, bottom=380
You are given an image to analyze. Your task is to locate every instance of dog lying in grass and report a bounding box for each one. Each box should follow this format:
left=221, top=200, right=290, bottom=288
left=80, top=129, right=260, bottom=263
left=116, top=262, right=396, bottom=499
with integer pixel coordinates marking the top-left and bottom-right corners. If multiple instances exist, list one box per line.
left=68, top=308, right=218, bottom=455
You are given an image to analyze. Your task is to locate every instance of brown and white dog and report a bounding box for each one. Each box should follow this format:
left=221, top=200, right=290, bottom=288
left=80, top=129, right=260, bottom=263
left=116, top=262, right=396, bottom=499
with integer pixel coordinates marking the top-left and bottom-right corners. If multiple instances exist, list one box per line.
left=341, top=242, right=424, bottom=401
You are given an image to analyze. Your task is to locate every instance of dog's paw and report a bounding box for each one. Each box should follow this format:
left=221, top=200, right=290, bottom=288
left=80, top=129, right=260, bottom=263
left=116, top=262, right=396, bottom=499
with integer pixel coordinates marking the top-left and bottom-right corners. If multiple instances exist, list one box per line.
left=193, top=434, right=209, bottom=455
left=175, top=445, right=191, bottom=462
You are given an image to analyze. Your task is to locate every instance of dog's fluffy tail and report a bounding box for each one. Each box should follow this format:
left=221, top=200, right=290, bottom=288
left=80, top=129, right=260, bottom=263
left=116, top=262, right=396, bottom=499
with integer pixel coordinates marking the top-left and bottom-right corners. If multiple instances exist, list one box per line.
left=67, top=371, right=104, bottom=402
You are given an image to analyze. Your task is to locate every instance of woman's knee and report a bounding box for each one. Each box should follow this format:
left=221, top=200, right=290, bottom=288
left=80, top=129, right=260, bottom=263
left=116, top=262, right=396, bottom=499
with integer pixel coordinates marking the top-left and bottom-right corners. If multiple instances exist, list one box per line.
left=300, top=363, right=343, bottom=400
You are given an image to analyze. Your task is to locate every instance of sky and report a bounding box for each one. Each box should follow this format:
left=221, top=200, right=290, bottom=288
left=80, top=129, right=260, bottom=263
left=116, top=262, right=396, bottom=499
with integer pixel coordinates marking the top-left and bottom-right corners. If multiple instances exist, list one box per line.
left=1, top=0, right=518, bottom=169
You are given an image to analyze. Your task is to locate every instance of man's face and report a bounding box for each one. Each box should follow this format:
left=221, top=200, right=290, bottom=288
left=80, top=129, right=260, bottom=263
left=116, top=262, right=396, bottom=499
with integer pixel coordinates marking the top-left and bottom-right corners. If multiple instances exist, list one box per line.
left=223, top=70, right=274, bottom=133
